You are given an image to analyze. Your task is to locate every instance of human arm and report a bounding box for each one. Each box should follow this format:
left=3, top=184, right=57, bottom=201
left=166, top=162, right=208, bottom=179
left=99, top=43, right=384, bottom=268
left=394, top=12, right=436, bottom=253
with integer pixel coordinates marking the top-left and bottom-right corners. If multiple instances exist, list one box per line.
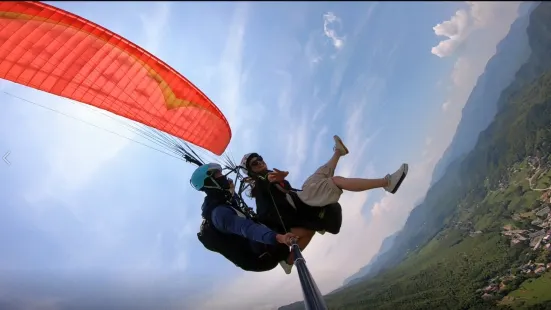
left=251, top=174, right=297, bottom=224
left=254, top=171, right=291, bottom=192
left=210, top=205, right=279, bottom=245
left=268, top=168, right=289, bottom=182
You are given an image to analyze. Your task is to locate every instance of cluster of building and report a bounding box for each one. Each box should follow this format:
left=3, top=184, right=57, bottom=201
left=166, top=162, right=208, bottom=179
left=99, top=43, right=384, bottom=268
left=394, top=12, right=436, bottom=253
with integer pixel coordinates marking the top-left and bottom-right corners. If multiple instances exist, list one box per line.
left=477, top=274, right=516, bottom=300
left=518, top=260, right=551, bottom=275
left=477, top=262, right=551, bottom=301
left=480, top=198, right=551, bottom=301
left=476, top=161, right=551, bottom=301
left=505, top=204, right=551, bottom=249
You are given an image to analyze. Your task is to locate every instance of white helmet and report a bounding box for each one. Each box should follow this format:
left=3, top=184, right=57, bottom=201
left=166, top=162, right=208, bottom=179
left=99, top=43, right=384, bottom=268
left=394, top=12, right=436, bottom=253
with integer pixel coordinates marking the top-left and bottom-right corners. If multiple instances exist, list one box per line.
left=240, top=152, right=260, bottom=175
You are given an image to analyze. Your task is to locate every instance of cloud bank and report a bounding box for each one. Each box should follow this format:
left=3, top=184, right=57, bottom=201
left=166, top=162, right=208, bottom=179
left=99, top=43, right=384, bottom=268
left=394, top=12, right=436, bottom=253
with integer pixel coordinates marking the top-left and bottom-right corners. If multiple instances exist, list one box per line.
left=431, top=2, right=520, bottom=58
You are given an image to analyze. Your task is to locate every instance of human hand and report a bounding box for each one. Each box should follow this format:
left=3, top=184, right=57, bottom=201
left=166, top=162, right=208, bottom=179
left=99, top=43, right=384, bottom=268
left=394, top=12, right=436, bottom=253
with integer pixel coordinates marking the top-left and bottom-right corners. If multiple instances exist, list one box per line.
left=268, top=168, right=289, bottom=182
left=275, top=232, right=298, bottom=246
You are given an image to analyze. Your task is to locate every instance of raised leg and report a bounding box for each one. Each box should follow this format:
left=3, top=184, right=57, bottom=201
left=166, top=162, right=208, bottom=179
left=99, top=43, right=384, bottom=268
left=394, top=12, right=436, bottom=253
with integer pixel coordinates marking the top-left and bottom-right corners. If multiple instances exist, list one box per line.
left=324, top=135, right=349, bottom=172
left=332, top=176, right=388, bottom=192
left=332, top=163, right=409, bottom=194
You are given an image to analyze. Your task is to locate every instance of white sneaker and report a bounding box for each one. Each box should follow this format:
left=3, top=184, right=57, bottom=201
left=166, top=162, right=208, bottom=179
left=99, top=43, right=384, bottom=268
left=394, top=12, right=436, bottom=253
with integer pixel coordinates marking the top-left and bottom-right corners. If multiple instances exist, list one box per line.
left=384, top=163, right=408, bottom=194
left=279, top=260, right=293, bottom=275
left=333, top=135, right=349, bottom=156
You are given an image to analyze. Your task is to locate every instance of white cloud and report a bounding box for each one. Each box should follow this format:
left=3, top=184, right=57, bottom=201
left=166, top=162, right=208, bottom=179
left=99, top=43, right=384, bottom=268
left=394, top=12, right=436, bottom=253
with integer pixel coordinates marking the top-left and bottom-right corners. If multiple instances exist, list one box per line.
left=431, top=2, right=521, bottom=58
left=441, top=100, right=451, bottom=111
left=425, top=137, right=433, bottom=147
left=431, top=8, right=470, bottom=58
left=323, top=12, right=346, bottom=50
left=304, top=10, right=352, bottom=66
left=451, top=56, right=472, bottom=86
left=468, top=1, right=500, bottom=27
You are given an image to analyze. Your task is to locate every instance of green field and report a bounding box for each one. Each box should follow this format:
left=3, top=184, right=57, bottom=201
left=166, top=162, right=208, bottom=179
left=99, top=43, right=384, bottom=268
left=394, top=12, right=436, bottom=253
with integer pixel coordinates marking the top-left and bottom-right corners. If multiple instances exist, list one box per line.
left=502, top=272, right=551, bottom=308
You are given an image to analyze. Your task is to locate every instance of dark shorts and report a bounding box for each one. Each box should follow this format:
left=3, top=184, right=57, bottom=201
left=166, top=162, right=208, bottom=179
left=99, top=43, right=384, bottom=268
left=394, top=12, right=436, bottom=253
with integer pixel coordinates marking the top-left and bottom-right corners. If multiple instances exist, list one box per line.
left=293, top=202, right=342, bottom=234
left=262, top=202, right=343, bottom=235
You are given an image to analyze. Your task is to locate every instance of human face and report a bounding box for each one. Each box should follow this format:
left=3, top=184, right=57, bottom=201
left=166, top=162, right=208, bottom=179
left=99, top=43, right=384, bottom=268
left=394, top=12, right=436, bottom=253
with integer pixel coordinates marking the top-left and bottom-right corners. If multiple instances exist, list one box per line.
left=211, top=170, right=223, bottom=178
left=206, top=168, right=232, bottom=190
left=205, top=163, right=223, bottom=177
left=249, top=156, right=267, bottom=173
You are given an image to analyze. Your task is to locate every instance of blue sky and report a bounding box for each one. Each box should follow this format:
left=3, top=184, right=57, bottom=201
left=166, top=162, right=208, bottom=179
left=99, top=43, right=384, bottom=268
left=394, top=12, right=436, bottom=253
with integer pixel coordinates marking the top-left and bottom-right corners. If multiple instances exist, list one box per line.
left=0, top=1, right=523, bottom=309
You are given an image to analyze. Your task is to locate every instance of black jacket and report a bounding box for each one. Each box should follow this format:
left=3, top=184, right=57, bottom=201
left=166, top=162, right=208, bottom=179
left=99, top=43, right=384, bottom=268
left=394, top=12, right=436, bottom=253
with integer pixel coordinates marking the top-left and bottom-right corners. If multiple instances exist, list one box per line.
left=251, top=172, right=299, bottom=232
left=250, top=171, right=343, bottom=234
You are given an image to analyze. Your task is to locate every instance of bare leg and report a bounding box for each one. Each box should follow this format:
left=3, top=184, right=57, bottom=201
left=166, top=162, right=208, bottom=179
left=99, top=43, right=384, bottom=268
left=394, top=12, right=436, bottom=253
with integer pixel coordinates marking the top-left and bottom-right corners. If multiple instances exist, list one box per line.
left=324, top=150, right=342, bottom=172
left=301, top=136, right=346, bottom=189
left=286, top=227, right=315, bottom=264
left=331, top=163, right=409, bottom=194
left=332, top=176, right=389, bottom=192
left=321, top=135, right=348, bottom=173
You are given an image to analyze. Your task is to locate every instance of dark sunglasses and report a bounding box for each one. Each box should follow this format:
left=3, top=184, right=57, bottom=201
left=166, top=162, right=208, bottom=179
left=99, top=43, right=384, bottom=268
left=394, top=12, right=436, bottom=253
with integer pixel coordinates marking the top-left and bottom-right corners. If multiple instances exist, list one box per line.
left=249, top=156, right=264, bottom=167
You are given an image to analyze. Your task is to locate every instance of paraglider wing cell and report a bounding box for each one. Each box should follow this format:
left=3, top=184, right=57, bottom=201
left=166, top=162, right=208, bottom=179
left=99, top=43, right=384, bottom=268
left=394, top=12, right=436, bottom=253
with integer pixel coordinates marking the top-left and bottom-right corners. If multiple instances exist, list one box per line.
left=0, top=1, right=231, bottom=155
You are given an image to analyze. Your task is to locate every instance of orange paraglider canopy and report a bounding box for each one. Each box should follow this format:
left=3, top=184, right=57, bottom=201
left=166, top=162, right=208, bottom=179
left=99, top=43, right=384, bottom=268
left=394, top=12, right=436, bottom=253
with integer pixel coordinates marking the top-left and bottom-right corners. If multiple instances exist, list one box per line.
left=0, top=1, right=231, bottom=155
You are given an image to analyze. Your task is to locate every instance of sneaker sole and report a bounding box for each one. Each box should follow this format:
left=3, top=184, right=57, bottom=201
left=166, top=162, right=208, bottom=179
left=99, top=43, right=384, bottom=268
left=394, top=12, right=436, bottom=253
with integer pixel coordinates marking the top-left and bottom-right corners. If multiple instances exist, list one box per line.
left=390, top=163, right=408, bottom=194
left=279, top=262, right=293, bottom=274
left=333, top=135, right=349, bottom=155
